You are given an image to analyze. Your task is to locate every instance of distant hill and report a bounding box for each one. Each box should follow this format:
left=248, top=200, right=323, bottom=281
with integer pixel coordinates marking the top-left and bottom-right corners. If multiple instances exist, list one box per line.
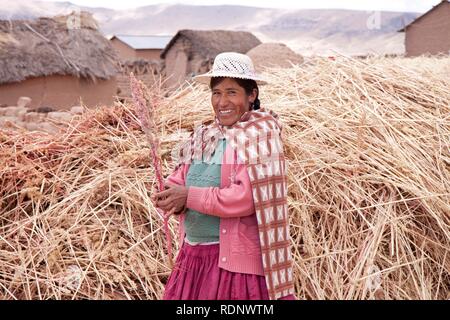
left=0, top=1, right=420, bottom=55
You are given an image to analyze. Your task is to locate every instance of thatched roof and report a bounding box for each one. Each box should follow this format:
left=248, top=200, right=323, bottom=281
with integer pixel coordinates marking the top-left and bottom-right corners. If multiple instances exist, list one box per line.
left=160, top=29, right=261, bottom=59
left=0, top=11, right=120, bottom=85
left=247, top=43, right=304, bottom=70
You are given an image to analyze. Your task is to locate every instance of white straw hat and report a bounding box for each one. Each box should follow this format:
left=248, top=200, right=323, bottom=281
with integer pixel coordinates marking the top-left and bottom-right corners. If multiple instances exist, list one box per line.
left=194, top=52, right=268, bottom=85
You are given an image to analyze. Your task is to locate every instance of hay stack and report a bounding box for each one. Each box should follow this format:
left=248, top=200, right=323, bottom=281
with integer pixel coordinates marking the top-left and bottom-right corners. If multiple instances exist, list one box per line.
left=0, top=55, right=449, bottom=300
left=247, top=43, right=304, bottom=70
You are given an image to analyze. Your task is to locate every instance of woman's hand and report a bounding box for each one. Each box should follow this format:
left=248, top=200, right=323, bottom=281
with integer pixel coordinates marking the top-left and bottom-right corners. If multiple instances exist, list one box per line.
left=151, top=183, right=189, bottom=215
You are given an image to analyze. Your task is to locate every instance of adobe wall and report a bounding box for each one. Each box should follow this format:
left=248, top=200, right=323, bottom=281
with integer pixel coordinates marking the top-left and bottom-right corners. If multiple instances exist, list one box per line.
left=0, top=75, right=117, bottom=110
left=405, top=4, right=450, bottom=56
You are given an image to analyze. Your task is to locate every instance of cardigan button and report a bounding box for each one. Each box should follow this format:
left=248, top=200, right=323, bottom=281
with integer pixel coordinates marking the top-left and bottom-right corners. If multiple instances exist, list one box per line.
left=222, top=228, right=227, bottom=234
left=221, top=257, right=227, bottom=262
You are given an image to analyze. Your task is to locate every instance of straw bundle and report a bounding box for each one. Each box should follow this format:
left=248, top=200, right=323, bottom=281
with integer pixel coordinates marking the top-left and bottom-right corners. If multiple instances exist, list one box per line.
left=0, top=55, right=448, bottom=300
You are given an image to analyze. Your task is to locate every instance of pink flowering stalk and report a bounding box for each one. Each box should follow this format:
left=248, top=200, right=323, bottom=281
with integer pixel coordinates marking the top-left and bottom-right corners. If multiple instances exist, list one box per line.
left=130, top=73, right=173, bottom=267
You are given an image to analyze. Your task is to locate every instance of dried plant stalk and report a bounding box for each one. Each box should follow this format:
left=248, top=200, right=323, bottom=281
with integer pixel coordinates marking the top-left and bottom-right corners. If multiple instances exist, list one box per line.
left=130, top=72, right=173, bottom=267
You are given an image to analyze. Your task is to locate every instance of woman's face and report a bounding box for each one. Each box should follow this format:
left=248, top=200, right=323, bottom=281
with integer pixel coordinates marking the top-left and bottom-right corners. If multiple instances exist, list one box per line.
left=211, top=78, right=256, bottom=126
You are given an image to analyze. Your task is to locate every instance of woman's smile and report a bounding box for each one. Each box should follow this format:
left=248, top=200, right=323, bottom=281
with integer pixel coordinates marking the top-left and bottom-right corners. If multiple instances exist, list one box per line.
left=218, top=109, right=234, bottom=116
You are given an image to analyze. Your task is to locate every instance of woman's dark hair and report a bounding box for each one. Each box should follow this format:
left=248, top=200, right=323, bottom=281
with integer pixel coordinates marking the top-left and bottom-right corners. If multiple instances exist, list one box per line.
left=210, top=77, right=260, bottom=110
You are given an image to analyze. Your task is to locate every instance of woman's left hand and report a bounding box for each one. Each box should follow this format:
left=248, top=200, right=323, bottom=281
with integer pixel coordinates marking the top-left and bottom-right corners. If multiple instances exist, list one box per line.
left=152, top=183, right=189, bottom=213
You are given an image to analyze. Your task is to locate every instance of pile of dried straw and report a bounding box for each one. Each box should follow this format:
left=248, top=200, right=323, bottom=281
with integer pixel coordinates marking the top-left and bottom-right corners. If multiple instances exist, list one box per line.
left=0, top=55, right=449, bottom=299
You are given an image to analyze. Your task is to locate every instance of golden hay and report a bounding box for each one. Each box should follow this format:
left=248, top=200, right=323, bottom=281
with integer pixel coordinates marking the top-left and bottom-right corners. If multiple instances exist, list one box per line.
left=0, top=55, right=449, bottom=299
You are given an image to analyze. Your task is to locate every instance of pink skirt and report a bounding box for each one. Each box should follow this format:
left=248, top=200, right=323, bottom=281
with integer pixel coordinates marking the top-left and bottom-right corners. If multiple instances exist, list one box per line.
left=162, top=241, right=270, bottom=300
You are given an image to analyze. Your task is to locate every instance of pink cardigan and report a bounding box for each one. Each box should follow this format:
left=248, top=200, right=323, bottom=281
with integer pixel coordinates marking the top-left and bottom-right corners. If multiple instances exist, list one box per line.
left=166, top=141, right=265, bottom=276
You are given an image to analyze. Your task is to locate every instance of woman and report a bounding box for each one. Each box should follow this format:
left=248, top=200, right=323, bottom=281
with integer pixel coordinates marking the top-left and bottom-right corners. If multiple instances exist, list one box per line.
left=152, top=52, right=296, bottom=300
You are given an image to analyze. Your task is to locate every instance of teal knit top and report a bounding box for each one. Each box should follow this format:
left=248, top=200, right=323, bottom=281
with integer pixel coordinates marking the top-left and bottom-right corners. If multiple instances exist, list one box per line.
left=184, top=139, right=226, bottom=243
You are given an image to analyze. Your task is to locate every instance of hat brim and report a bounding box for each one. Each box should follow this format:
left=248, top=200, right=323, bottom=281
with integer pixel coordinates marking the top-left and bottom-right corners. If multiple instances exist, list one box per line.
left=193, top=71, right=268, bottom=86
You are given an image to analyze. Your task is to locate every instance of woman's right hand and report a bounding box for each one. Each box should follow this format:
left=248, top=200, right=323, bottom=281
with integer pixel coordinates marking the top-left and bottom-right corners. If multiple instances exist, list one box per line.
left=151, top=184, right=187, bottom=216
left=152, top=192, right=174, bottom=219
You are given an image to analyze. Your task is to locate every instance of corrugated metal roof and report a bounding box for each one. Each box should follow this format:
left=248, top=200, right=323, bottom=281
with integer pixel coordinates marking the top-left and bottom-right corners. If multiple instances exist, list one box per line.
left=114, top=35, right=173, bottom=50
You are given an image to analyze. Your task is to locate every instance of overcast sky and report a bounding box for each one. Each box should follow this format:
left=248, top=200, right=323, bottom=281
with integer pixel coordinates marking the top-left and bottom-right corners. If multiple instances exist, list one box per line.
left=42, top=0, right=441, bottom=13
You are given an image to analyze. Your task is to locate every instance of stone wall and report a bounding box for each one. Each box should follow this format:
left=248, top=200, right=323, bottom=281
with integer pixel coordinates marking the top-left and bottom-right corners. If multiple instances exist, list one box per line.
left=0, top=97, right=83, bottom=134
